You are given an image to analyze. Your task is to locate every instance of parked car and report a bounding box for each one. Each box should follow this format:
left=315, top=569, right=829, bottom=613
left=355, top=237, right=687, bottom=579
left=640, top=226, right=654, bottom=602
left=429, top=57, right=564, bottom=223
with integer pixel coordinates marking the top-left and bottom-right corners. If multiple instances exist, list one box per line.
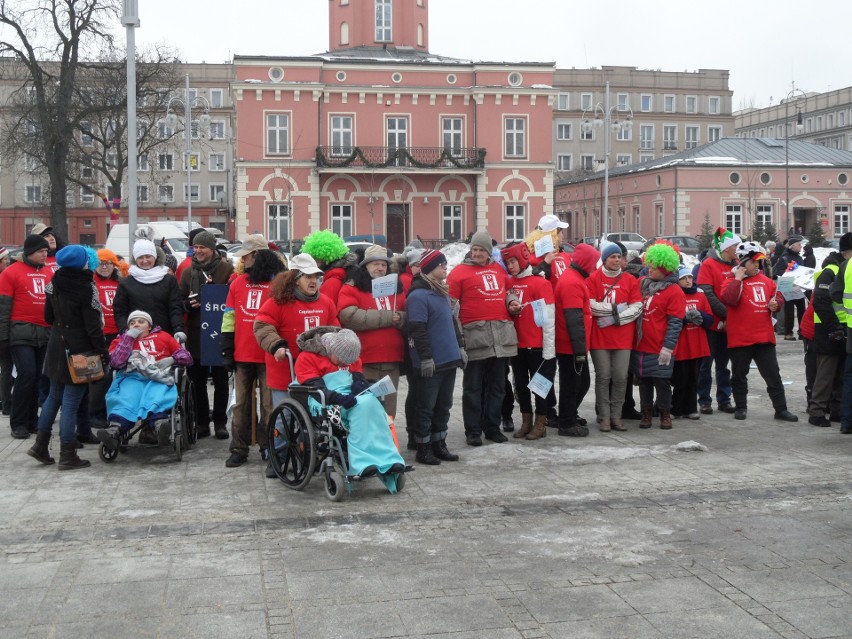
left=604, top=232, right=647, bottom=251
left=642, top=235, right=702, bottom=256
left=578, top=236, right=600, bottom=248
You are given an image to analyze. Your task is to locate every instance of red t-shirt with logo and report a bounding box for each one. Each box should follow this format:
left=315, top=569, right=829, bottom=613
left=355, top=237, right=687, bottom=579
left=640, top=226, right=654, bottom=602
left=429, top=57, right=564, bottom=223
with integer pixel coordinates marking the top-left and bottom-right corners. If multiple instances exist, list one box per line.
left=0, top=261, right=53, bottom=327
left=674, top=288, right=712, bottom=360
left=294, top=351, right=363, bottom=383
left=506, top=273, right=554, bottom=349
left=226, top=273, right=273, bottom=364
left=95, top=275, right=119, bottom=336
left=447, top=262, right=512, bottom=325
left=635, top=282, right=686, bottom=354
left=586, top=269, right=641, bottom=350
left=254, top=294, right=340, bottom=390
left=337, top=284, right=406, bottom=364
left=721, top=274, right=780, bottom=348
left=554, top=267, right=591, bottom=355
left=109, top=329, right=181, bottom=361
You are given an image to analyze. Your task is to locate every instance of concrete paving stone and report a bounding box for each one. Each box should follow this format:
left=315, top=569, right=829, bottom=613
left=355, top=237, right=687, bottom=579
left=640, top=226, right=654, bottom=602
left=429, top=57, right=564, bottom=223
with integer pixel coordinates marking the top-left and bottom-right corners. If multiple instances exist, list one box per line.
left=396, top=593, right=510, bottom=635
left=156, top=610, right=268, bottom=639
left=770, top=595, right=852, bottom=639
left=723, top=566, right=846, bottom=603
left=644, top=605, right=780, bottom=639
left=40, top=617, right=160, bottom=639
left=165, top=574, right=263, bottom=608
left=610, top=577, right=732, bottom=614
left=292, top=599, right=404, bottom=638
left=0, top=587, right=46, bottom=622
left=516, top=584, right=637, bottom=623
left=74, top=555, right=171, bottom=585
left=168, top=550, right=261, bottom=579
left=408, top=630, right=523, bottom=639
left=545, top=614, right=665, bottom=639
left=0, top=561, right=59, bottom=590
left=286, top=566, right=388, bottom=601
left=53, top=580, right=168, bottom=620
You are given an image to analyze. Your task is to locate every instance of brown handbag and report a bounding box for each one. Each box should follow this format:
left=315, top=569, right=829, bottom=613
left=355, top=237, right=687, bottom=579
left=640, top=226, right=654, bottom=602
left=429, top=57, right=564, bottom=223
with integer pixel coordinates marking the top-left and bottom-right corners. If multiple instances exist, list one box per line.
left=67, top=352, right=105, bottom=384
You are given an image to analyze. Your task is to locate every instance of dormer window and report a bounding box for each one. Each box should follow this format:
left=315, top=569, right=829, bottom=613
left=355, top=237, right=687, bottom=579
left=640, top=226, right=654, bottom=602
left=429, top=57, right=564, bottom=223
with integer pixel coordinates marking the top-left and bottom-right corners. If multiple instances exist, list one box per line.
left=375, top=0, right=392, bottom=42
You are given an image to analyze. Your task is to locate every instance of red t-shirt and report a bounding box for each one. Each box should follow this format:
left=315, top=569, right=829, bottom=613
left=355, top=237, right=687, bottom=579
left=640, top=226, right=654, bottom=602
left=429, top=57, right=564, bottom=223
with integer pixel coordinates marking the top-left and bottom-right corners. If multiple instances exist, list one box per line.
left=636, top=282, right=686, bottom=354
left=175, top=256, right=192, bottom=282
left=94, top=274, right=119, bottom=336
left=697, top=256, right=734, bottom=318
left=0, top=261, right=53, bottom=327
left=447, top=262, right=512, bottom=325
left=721, top=274, right=781, bottom=348
left=507, top=273, right=554, bottom=349
left=554, top=267, right=591, bottom=355
left=320, top=267, right=347, bottom=304
left=226, top=274, right=273, bottom=364
left=586, top=269, right=641, bottom=350
left=109, top=329, right=181, bottom=361
left=294, top=351, right=363, bottom=383
left=254, top=294, right=340, bottom=390
left=674, top=288, right=712, bottom=360
left=337, top=284, right=406, bottom=364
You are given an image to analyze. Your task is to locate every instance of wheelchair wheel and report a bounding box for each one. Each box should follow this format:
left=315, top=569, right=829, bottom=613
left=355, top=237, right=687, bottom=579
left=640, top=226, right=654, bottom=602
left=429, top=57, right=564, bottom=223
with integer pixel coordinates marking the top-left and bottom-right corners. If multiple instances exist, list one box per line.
left=267, top=398, right=316, bottom=490
left=98, top=442, right=118, bottom=463
left=324, top=462, right=346, bottom=502
left=177, top=370, right=197, bottom=447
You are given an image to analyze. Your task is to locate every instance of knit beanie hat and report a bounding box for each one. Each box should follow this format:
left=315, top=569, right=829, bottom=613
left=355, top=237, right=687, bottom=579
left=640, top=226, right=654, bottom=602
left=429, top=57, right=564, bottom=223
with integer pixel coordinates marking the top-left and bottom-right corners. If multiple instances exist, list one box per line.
left=187, top=228, right=206, bottom=246
left=677, top=266, right=693, bottom=280
left=419, top=249, right=447, bottom=274
left=600, top=242, right=623, bottom=262
left=839, top=232, right=852, bottom=252
left=56, top=245, right=89, bottom=269
left=23, top=234, right=50, bottom=256
left=571, top=243, right=600, bottom=275
left=192, top=231, right=217, bottom=250
left=644, top=243, right=681, bottom=275
left=713, top=227, right=742, bottom=253
left=500, top=242, right=530, bottom=270
left=470, top=229, right=493, bottom=253
left=407, top=248, right=425, bottom=266
left=164, top=254, right=178, bottom=272
left=133, top=239, right=157, bottom=260
left=321, top=329, right=361, bottom=366
left=360, top=244, right=392, bottom=266
left=302, top=229, right=349, bottom=264
left=127, top=309, right=153, bottom=328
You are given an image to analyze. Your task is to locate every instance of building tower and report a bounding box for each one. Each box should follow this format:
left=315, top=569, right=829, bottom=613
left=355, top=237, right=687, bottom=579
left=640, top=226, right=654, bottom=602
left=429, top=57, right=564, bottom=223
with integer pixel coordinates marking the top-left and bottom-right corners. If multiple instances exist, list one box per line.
left=328, top=0, right=429, bottom=52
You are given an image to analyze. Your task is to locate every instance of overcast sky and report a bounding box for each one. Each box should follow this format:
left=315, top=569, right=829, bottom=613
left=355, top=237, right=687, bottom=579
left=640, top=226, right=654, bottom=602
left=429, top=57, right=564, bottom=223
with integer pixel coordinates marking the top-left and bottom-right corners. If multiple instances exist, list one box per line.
left=124, top=0, right=852, bottom=110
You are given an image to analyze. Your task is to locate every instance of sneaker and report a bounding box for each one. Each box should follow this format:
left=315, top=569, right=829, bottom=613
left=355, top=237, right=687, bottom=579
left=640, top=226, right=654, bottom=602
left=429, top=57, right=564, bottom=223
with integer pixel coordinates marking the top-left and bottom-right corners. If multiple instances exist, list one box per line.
left=501, top=417, right=515, bottom=432
left=466, top=435, right=483, bottom=447
left=484, top=430, right=508, bottom=443
left=808, top=415, right=831, bottom=427
left=784, top=334, right=797, bottom=341
left=156, top=420, right=172, bottom=446
left=225, top=452, right=247, bottom=468
left=687, top=413, right=700, bottom=420
left=734, top=408, right=747, bottom=420
left=774, top=410, right=799, bottom=422
left=558, top=424, right=589, bottom=437
left=718, top=403, right=736, bottom=414
left=265, top=463, right=277, bottom=478
left=699, top=405, right=714, bottom=415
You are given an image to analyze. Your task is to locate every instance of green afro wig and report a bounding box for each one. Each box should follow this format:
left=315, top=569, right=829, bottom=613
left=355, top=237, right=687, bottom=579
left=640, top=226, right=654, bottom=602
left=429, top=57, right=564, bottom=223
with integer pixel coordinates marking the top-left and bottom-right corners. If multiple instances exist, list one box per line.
left=643, top=243, right=680, bottom=274
left=301, top=229, right=348, bottom=264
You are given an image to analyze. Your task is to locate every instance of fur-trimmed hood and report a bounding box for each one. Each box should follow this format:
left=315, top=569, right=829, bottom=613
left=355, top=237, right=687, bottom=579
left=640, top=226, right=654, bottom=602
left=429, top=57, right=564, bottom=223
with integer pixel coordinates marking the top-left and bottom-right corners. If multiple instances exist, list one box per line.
left=296, top=325, right=344, bottom=356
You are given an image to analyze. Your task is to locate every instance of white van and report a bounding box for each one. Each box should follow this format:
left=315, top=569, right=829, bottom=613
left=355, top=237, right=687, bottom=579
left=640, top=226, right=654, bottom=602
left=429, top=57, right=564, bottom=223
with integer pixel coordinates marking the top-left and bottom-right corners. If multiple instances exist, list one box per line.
left=105, top=223, right=190, bottom=261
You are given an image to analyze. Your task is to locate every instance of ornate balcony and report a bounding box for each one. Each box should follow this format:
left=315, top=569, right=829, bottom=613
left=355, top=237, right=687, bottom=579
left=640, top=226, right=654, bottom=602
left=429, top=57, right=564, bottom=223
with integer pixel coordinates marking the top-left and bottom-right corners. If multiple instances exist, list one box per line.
left=316, top=146, right=486, bottom=170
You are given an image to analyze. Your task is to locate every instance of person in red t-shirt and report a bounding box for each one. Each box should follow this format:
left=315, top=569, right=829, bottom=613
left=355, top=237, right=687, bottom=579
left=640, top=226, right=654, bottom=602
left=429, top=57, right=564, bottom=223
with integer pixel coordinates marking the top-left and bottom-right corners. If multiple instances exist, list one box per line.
left=630, top=244, right=686, bottom=430
left=720, top=242, right=799, bottom=422
left=671, top=267, right=714, bottom=420
left=588, top=243, right=642, bottom=432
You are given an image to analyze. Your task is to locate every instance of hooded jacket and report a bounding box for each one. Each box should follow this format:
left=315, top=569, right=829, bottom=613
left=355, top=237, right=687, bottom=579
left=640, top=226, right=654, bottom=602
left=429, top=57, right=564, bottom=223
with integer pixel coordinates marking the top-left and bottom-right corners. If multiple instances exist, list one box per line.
left=696, top=248, right=734, bottom=320
left=113, top=250, right=185, bottom=337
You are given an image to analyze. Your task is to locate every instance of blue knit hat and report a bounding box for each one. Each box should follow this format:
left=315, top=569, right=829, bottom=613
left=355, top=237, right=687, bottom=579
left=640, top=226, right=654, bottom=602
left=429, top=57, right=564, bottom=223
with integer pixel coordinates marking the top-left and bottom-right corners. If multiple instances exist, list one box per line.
left=56, top=245, right=89, bottom=269
left=601, top=242, right=623, bottom=262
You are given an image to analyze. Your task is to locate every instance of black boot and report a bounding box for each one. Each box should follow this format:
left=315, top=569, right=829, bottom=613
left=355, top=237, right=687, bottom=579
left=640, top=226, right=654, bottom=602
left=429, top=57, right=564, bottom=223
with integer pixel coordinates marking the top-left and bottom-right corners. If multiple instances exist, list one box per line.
left=431, top=440, right=459, bottom=461
left=58, top=441, right=90, bottom=471
left=27, top=432, right=55, bottom=465
left=416, top=443, right=441, bottom=465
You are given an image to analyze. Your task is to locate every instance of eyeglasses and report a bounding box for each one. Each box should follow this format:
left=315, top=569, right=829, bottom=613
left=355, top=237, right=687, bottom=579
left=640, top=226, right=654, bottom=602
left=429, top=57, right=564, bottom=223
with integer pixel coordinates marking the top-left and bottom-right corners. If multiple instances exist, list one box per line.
left=98, top=261, right=114, bottom=267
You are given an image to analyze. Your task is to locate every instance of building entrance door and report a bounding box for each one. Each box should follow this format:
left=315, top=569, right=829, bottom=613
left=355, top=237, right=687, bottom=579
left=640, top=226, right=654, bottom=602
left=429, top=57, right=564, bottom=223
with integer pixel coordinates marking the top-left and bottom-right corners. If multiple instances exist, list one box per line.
left=386, top=204, right=409, bottom=253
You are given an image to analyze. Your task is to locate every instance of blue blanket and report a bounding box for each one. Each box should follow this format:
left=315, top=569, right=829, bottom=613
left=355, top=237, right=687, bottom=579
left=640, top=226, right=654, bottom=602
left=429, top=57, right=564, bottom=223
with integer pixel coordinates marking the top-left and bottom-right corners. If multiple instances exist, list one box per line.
left=106, top=371, right=178, bottom=423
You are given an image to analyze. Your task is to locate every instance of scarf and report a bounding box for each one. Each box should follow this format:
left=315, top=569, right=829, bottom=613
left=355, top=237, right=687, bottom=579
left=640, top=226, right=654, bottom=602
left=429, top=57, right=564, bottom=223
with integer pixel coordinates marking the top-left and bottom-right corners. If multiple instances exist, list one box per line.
left=419, top=272, right=450, bottom=298
left=602, top=266, right=622, bottom=278
left=129, top=264, right=170, bottom=284
left=187, top=254, right=223, bottom=297
left=294, top=288, right=320, bottom=303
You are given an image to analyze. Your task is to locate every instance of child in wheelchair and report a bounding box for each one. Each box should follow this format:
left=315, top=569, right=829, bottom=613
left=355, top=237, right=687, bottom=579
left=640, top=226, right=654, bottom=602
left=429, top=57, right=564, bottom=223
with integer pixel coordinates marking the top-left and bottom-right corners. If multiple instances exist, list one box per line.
left=97, top=310, right=193, bottom=451
left=295, top=326, right=406, bottom=493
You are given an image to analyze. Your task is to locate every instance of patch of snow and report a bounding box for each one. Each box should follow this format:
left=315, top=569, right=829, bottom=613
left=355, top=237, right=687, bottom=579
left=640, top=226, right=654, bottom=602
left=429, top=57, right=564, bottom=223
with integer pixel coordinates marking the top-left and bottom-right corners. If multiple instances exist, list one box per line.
left=117, top=509, right=161, bottom=518
left=671, top=440, right=708, bottom=453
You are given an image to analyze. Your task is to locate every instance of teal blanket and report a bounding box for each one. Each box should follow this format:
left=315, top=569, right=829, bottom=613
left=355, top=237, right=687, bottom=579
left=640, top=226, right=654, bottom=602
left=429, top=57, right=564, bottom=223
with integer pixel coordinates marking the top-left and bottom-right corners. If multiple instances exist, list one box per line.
left=106, top=371, right=178, bottom=423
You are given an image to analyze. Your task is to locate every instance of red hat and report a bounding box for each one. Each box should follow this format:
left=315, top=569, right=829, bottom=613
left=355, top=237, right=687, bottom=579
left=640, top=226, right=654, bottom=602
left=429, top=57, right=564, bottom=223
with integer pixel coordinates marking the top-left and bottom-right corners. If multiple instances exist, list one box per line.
left=571, top=243, right=600, bottom=275
left=419, top=249, right=447, bottom=274
left=500, top=242, right=530, bottom=270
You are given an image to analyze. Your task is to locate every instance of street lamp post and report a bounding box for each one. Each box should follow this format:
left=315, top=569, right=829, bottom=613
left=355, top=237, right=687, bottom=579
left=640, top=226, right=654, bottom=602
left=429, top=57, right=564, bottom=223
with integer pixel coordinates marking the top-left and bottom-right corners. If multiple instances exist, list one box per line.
left=581, top=81, right=633, bottom=241
left=784, top=85, right=806, bottom=238
left=166, top=74, right=211, bottom=232
left=122, top=0, right=140, bottom=258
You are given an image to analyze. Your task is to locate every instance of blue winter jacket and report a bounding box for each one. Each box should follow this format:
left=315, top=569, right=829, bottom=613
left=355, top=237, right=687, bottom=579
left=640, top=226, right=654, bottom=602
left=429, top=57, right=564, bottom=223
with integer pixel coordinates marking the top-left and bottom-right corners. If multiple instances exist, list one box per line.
left=406, top=275, right=463, bottom=371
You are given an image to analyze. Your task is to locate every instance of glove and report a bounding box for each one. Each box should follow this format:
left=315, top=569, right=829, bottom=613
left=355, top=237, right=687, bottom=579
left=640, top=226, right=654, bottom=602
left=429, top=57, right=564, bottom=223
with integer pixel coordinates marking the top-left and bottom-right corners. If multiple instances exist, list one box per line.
left=685, top=308, right=703, bottom=326
left=420, top=358, right=435, bottom=378
left=350, top=378, right=370, bottom=395
left=830, top=328, right=847, bottom=342
left=597, top=315, right=616, bottom=328
left=331, top=392, right=357, bottom=409
left=126, top=327, right=142, bottom=339
left=458, top=348, right=468, bottom=369
left=174, top=332, right=187, bottom=344
left=155, top=356, right=174, bottom=370
left=658, top=347, right=673, bottom=366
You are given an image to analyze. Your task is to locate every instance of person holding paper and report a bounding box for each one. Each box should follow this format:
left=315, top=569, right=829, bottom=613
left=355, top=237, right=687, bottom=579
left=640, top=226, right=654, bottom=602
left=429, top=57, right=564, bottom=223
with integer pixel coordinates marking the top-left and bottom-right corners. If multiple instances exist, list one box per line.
left=777, top=236, right=807, bottom=341
left=338, top=244, right=407, bottom=420
left=406, top=249, right=464, bottom=464
left=587, top=242, right=643, bottom=432
left=500, top=242, right=555, bottom=440
left=527, top=214, right=572, bottom=293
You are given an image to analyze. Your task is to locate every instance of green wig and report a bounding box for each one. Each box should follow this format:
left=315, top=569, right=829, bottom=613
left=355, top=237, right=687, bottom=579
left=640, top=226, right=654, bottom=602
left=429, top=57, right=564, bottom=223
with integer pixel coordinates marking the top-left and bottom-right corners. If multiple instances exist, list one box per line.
left=643, top=243, right=680, bottom=274
left=301, top=229, right=348, bottom=264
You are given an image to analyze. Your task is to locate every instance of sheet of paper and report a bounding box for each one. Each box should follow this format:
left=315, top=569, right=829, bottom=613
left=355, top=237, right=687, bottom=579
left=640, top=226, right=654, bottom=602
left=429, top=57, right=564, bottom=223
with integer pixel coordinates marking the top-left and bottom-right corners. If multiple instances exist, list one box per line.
left=529, top=371, right=554, bottom=398
left=534, top=235, right=554, bottom=257
left=371, top=273, right=398, bottom=298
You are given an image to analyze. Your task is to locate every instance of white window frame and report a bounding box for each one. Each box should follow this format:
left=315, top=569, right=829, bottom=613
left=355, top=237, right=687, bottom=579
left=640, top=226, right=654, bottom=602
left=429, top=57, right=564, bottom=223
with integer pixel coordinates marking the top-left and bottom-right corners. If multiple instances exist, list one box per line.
left=617, top=93, right=629, bottom=110
left=557, top=154, right=572, bottom=171
left=331, top=203, right=353, bottom=238
left=504, top=116, right=526, bottom=158
left=556, top=93, right=569, bottom=111
left=137, top=184, right=149, bottom=203
left=158, top=184, right=174, bottom=203
left=81, top=156, right=93, bottom=179
left=835, top=204, right=850, bottom=235
left=266, top=112, right=291, bottom=156
left=505, top=204, right=525, bottom=241
left=80, top=188, right=94, bottom=204
left=158, top=153, right=174, bottom=171
left=442, top=203, right=463, bottom=241
left=137, top=153, right=149, bottom=172
left=725, top=204, right=743, bottom=235
left=685, top=125, right=699, bottom=149
left=209, top=88, right=224, bottom=108
left=556, top=122, right=572, bottom=140
left=580, top=93, right=593, bottom=111
left=183, top=183, right=200, bottom=202
left=375, top=0, right=392, bottom=42
left=209, top=183, right=225, bottom=203
left=208, top=120, right=226, bottom=140
left=685, top=95, right=697, bottom=114
left=664, top=95, right=676, bottom=113
left=25, top=184, right=42, bottom=202
left=640, top=153, right=654, bottom=163
left=268, top=203, right=290, bottom=241
left=616, top=154, right=632, bottom=166
left=331, top=115, right=354, bottom=156
left=442, top=116, right=463, bottom=156
left=663, top=124, right=678, bottom=151
left=756, top=204, right=773, bottom=226
left=708, top=96, right=720, bottom=115
left=708, top=125, right=722, bottom=142
left=581, top=154, right=595, bottom=171
left=640, top=124, right=655, bottom=149
left=208, top=152, right=226, bottom=172
left=640, top=94, right=652, bottom=112
left=616, top=125, right=632, bottom=142
left=184, top=151, right=200, bottom=172
left=157, top=119, right=173, bottom=139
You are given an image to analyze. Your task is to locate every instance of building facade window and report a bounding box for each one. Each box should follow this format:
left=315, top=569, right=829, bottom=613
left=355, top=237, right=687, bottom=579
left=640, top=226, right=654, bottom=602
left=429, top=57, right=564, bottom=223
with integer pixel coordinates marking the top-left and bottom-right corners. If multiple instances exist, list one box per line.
left=725, top=204, right=743, bottom=235
left=158, top=153, right=173, bottom=171
left=183, top=183, right=200, bottom=202
left=685, top=125, right=699, bottom=149
left=664, top=95, right=676, bottom=113
left=557, top=154, right=572, bottom=170
left=686, top=96, right=697, bottom=113
left=756, top=204, right=773, bottom=226
left=640, top=153, right=654, bottom=163
left=80, top=121, right=93, bottom=146
left=709, top=96, right=721, bottom=114
left=209, top=88, right=224, bottom=108
left=656, top=203, right=664, bottom=235
left=504, top=117, right=526, bottom=158
left=835, top=205, right=850, bottom=235
left=331, top=115, right=353, bottom=156
left=268, top=204, right=290, bottom=241
left=640, top=124, right=654, bottom=149
left=81, top=190, right=94, bottom=204
left=633, top=205, right=640, bottom=231
left=209, top=152, right=225, bottom=171
left=663, top=125, right=677, bottom=150
left=581, top=154, right=595, bottom=171
left=580, top=125, right=594, bottom=141
left=184, top=152, right=200, bottom=172
left=640, top=94, right=652, bottom=112
left=616, top=125, right=632, bottom=141
left=375, top=0, right=392, bottom=42
left=442, top=204, right=463, bottom=241
left=442, top=117, right=463, bottom=155
left=209, top=184, right=225, bottom=203
left=505, top=204, right=525, bottom=241
left=581, top=93, right=592, bottom=111
left=331, top=204, right=353, bottom=238
left=137, top=184, right=148, bottom=203
left=708, top=125, right=722, bottom=142
left=387, top=116, right=408, bottom=165
left=209, top=121, right=226, bottom=140
left=137, top=154, right=149, bottom=171
left=81, top=156, right=93, bottom=179
left=556, top=122, right=571, bottom=140
left=267, top=113, right=290, bottom=155
left=556, top=93, right=569, bottom=111
left=158, top=184, right=174, bottom=203
left=617, top=93, right=629, bottom=110
left=157, top=119, right=173, bottom=139
left=616, top=154, right=632, bottom=166
left=26, top=185, right=42, bottom=202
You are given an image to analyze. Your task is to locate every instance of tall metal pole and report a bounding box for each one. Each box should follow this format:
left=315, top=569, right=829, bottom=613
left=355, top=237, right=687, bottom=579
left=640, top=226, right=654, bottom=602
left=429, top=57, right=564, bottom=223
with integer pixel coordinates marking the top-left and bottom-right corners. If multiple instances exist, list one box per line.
left=185, top=73, right=193, bottom=230
left=122, top=0, right=139, bottom=258
left=785, top=98, right=790, bottom=238
left=603, top=81, right=611, bottom=239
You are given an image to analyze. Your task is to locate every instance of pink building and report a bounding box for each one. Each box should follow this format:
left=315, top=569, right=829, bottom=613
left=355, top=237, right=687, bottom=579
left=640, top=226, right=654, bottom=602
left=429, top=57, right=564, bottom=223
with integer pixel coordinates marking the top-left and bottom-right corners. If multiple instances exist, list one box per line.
left=233, top=0, right=555, bottom=252
left=555, top=138, right=852, bottom=242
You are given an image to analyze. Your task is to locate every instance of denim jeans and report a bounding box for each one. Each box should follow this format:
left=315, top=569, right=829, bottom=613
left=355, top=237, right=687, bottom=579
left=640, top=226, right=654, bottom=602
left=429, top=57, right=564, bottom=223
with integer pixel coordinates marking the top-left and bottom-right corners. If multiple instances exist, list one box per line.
left=697, top=331, right=732, bottom=407
left=9, top=344, right=47, bottom=433
left=412, top=367, right=456, bottom=443
left=841, top=355, right=852, bottom=431
left=36, top=379, right=88, bottom=444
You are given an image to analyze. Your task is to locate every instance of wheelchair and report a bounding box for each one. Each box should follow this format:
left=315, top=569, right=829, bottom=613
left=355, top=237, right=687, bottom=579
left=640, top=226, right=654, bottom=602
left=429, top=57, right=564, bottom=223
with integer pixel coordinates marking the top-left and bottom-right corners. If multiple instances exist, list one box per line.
left=98, top=366, right=197, bottom=463
left=266, top=361, right=411, bottom=501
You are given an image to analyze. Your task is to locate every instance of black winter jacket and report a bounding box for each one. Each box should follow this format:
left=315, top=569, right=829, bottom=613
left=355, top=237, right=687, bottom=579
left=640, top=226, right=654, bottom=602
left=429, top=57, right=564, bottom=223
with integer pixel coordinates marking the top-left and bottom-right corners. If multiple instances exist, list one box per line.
left=113, top=271, right=184, bottom=337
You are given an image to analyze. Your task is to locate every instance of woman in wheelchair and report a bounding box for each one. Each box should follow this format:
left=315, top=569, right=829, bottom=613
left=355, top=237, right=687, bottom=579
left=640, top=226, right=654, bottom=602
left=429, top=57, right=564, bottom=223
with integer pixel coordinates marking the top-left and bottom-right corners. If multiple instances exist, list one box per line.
left=294, top=327, right=406, bottom=493
left=97, top=310, right=193, bottom=451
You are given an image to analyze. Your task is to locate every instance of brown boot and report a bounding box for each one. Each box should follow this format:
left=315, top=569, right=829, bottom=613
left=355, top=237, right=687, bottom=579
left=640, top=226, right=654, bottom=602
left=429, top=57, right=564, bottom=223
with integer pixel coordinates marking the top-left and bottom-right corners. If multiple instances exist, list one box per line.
left=525, top=414, right=548, bottom=440
left=598, top=417, right=611, bottom=432
left=58, top=441, right=90, bottom=471
left=514, top=413, right=534, bottom=439
left=660, top=409, right=673, bottom=430
left=27, top=432, right=55, bottom=465
left=639, top=405, right=653, bottom=429
left=611, top=418, right=627, bottom=431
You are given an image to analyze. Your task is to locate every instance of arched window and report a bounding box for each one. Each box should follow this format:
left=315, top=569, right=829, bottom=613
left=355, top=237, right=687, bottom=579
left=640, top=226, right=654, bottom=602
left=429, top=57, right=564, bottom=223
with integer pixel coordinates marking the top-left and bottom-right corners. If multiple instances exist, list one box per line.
left=417, top=24, right=424, bottom=47
left=340, top=22, right=349, bottom=46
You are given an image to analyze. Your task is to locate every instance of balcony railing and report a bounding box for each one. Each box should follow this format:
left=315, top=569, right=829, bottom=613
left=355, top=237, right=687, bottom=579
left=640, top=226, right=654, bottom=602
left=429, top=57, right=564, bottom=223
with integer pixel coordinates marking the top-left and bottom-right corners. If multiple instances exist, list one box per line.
left=316, top=146, right=486, bottom=170
left=663, top=141, right=678, bottom=151
left=639, top=140, right=654, bottom=149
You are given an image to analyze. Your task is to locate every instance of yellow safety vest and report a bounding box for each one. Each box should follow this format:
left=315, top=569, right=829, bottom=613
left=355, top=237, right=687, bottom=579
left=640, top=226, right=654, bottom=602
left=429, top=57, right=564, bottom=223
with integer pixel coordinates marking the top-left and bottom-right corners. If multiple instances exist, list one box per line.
left=842, top=262, right=852, bottom=327
left=814, top=264, right=846, bottom=325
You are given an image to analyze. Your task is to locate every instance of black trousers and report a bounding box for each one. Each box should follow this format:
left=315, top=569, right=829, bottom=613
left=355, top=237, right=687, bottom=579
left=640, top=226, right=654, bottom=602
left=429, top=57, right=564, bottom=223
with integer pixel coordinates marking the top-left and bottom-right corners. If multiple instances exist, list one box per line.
left=784, top=298, right=807, bottom=336
left=671, top=358, right=700, bottom=416
left=413, top=367, right=456, bottom=443
left=639, top=377, right=672, bottom=410
left=556, top=354, right=591, bottom=428
left=188, top=364, right=230, bottom=427
left=511, top=348, right=555, bottom=416
left=462, top=356, right=506, bottom=437
left=729, top=343, right=788, bottom=411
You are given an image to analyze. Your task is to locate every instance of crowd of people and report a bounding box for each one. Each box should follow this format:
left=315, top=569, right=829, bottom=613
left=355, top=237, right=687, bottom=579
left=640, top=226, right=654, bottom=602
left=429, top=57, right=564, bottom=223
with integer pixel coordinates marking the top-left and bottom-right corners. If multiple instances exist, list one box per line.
left=2, top=215, right=849, bottom=476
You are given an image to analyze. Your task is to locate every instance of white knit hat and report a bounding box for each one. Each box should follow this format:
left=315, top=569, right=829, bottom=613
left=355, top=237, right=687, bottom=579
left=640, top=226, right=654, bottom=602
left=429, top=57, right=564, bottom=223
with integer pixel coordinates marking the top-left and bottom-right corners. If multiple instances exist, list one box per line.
left=320, top=329, right=361, bottom=365
left=133, top=239, right=157, bottom=260
left=127, top=309, right=153, bottom=328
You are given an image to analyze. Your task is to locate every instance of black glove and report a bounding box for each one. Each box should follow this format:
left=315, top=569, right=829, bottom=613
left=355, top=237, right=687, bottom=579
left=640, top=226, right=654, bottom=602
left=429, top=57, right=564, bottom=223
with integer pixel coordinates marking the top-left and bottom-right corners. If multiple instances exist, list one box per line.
left=350, top=378, right=370, bottom=395
left=220, top=332, right=235, bottom=372
left=330, top=392, right=357, bottom=409
left=830, top=328, right=847, bottom=342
